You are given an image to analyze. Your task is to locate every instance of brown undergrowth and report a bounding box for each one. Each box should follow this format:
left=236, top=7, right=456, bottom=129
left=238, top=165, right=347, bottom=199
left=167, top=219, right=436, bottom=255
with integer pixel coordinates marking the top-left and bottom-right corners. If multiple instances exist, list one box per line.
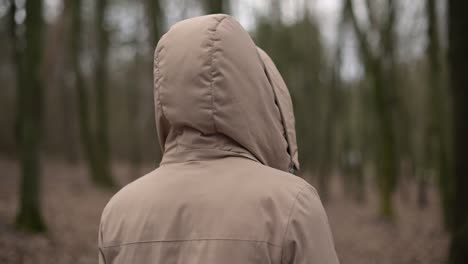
left=0, top=158, right=448, bottom=264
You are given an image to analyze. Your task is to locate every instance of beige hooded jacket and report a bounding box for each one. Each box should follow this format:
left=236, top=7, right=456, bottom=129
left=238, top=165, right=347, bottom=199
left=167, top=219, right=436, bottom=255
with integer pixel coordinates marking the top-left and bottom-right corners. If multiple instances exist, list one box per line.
left=98, top=14, right=339, bottom=264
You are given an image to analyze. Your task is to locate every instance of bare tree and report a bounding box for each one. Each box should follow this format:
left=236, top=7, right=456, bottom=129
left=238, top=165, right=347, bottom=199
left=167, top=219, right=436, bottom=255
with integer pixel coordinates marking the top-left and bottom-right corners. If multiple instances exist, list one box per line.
left=14, top=0, right=47, bottom=232
left=448, top=0, right=468, bottom=262
left=71, top=0, right=114, bottom=187
left=424, top=0, right=451, bottom=224
left=318, top=5, right=346, bottom=202
left=344, top=0, right=399, bottom=219
left=93, top=0, right=114, bottom=187
left=145, top=0, right=164, bottom=163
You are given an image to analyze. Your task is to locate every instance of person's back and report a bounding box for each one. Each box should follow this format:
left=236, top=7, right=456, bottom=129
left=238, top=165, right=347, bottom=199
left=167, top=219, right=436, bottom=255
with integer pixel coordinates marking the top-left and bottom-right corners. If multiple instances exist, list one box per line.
left=99, top=14, right=339, bottom=264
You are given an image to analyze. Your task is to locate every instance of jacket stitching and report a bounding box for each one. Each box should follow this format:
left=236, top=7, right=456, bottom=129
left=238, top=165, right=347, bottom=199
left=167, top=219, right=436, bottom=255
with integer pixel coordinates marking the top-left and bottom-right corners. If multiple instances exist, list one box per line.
left=154, top=50, right=164, bottom=119
left=101, top=238, right=281, bottom=249
left=279, top=183, right=309, bottom=263
left=208, top=16, right=228, bottom=134
left=159, top=149, right=260, bottom=167
left=98, top=246, right=108, bottom=264
left=98, top=221, right=108, bottom=264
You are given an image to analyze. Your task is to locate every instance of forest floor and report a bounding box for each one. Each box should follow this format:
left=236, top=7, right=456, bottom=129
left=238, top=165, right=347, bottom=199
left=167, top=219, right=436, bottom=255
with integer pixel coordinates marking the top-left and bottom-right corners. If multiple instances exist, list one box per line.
left=0, top=157, right=448, bottom=264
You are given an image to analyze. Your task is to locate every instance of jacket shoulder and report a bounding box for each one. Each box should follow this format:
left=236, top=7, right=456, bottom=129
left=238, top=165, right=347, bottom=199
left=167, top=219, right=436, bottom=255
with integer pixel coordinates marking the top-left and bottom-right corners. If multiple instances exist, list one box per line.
left=249, top=161, right=317, bottom=197
left=100, top=168, right=160, bottom=221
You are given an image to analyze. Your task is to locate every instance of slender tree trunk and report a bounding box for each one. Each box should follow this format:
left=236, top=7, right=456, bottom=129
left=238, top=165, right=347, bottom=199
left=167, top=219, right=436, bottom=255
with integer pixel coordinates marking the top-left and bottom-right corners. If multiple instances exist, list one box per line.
left=147, top=0, right=162, bottom=46
left=94, top=0, right=114, bottom=187
left=381, top=0, right=400, bottom=216
left=448, top=0, right=468, bottom=262
left=422, top=0, right=440, bottom=208
left=71, top=0, right=94, bottom=184
left=417, top=169, right=428, bottom=208
left=318, top=112, right=333, bottom=201
left=344, top=0, right=398, bottom=219
left=318, top=66, right=340, bottom=201
left=204, top=0, right=229, bottom=14
left=373, top=65, right=398, bottom=219
left=353, top=156, right=365, bottom=203
left=60, top=2, right=78, bottom=164
left=49, top=0, right=78, bottom=164
left=425, top=0, right=451, bottom=225
left=318, top=16, right=344, bottom=201
left=127, top=55, right=142, bottom=178
left=14, top=0, right=47, bottom=232
left=146, top=0, right=163, bottom=163
left=318, top=121, right=332, bottom=201
left=383, top=0, right=413, bottom=208
left=10, top=0, right=24, bottom=147
left=71, top=0, right=112, bottom=187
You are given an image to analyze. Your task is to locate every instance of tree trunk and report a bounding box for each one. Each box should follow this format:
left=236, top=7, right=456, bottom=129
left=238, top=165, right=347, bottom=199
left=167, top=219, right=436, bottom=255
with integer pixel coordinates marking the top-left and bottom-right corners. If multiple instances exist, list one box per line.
left=10, top=0, right=25, bottom=147
left=14, top=0, right=47, bottom=232
left=94, top=0, right=114, bottom=187
left=373, top=65, right=398, bottom=219
left=204, top=0, right=229, bottom=14
left=127, top=55, right=142, bottom=178
left=59, top=2, right=78, bottom=164
left=425, top=0, right=451, bottom=226
left=318, top=68, right=339, bottom=201
left=147, top=0, right=162, bottom=46
left=448, top=0, right=468, bottom=262
left=344, top=0, right=398, bottom=219
left=145, top=0, right=163, bottom=163
left=318, top=12, right=346, bottom=202
left=417, top=169, right=428, bottom=208
left=383, top=0, right=413, bottom=205
left=71, top=0, right=112, bottom=187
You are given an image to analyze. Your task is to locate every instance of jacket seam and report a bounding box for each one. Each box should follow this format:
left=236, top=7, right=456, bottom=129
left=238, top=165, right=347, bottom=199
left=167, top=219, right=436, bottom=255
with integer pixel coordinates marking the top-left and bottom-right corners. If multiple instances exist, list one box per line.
left=166, top=145, right=251, bottom=154
left=98, top=222, right=108, bottom=264
left=159, top=149, right=260, bottom=167
left=208, top=16, right=228, bottom=134
left=98, top=246, right=107, bottom=264
left=154, top=50, right=165, bottom=121
left=280, top=183, right=309, bottom=263
left=100, top=237, right=281, bottom=249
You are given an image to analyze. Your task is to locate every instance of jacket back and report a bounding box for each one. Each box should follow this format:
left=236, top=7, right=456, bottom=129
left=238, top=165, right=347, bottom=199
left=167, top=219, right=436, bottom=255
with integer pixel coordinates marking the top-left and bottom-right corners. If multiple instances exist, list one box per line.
left=99, top=14, right=339, bottom=264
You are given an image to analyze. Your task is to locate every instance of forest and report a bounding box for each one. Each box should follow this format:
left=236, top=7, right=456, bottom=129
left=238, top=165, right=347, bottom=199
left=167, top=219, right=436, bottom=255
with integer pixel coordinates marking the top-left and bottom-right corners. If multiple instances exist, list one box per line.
left=0, top=0, right=467, bottom=263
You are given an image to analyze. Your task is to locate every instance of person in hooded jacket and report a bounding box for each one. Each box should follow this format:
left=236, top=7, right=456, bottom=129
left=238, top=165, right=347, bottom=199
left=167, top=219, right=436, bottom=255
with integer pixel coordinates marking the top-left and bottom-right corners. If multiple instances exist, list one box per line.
left=98, top=14, right=340, bottom=264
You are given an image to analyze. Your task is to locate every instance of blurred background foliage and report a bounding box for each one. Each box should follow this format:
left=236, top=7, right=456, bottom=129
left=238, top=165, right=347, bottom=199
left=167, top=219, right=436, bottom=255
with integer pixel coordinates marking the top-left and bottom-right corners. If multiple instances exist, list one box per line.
left=0, top=0, right=467, bottom=263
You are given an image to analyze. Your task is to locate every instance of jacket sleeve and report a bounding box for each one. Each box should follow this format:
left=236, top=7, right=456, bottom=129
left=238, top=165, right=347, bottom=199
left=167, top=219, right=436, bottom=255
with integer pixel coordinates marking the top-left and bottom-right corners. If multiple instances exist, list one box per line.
left=281, top=185, right=340, bottom=264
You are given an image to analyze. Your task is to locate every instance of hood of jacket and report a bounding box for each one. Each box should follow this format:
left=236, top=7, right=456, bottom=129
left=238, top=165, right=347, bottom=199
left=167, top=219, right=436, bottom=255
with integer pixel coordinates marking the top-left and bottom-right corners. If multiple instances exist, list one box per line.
left=153, top=14, right=299, bottom=172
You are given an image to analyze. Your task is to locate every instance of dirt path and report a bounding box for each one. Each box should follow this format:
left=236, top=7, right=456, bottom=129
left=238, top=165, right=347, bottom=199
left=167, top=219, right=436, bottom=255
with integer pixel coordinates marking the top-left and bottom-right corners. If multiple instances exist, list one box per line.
left=0, top=159, right=448, bottom=264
